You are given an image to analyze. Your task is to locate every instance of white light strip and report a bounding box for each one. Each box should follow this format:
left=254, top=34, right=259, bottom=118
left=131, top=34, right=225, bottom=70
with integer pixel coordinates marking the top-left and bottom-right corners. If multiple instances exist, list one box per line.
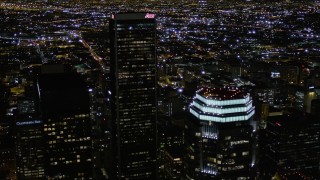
left=190, top=109, right=255, bottom=123
left=193, top=101, right=253, bottom=114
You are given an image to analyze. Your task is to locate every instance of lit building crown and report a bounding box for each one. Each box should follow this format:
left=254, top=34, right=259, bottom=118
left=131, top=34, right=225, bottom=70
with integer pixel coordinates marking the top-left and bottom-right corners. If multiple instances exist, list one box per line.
left=190, top=87, right=255, bottom=123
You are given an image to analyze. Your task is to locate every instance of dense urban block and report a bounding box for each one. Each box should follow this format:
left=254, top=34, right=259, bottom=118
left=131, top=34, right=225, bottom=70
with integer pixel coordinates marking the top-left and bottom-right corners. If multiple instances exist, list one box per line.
left=0, top=0, right=319, bottom=179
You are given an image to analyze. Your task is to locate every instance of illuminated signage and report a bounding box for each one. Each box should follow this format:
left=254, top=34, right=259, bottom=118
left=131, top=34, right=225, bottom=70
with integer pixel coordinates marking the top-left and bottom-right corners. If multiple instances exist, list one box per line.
left=145, top=13, right=155, bottom=19
left=112, top=13, right=156, bottom=20
left=16, top=120, right=42, bottom=126
left=271, top=72, right=280, bottom=78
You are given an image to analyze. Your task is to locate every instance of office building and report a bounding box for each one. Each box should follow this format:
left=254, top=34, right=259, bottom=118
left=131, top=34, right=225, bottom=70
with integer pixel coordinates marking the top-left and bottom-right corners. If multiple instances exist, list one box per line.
left=38, top=73, right=93, bottom=179
left=295, top=88, right=318, bottom=113
left=158, top=117, right=184, bottom=179
left=109, top=13, right=157, bottom=179
left=260, top=110, right=320, bottom=179
left=311, top=99, right=320, bottom=117
left=16, top=116, right=44, bottom=179
left=189, top=87, right=255, bottom=179
left=0, top=122, right=15, bottom=180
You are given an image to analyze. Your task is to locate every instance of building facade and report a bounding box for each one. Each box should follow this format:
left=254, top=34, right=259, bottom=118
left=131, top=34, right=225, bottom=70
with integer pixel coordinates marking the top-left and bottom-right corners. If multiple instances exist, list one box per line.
left=189, top=87, right=255, bottom=179
left=38, top=73, right=93, bottom=179
left=16, top=117, right=44, bottom=179
left=109, top=13, right=157, bottom=179
left=260, top=110, right=320, bottom=179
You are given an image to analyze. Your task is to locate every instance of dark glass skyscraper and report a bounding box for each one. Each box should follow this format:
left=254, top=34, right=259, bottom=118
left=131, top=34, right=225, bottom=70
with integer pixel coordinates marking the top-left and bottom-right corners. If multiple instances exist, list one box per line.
left=260, top=110, right=320, bottom=178
left=109, top=13, right=157, bottom=179
left=38, top=73, right=93, bottom=179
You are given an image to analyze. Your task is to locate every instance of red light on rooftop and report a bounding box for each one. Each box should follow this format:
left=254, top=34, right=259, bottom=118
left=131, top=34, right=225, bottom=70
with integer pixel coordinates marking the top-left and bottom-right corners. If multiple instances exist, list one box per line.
left=145, top=13, right=155, bottom=19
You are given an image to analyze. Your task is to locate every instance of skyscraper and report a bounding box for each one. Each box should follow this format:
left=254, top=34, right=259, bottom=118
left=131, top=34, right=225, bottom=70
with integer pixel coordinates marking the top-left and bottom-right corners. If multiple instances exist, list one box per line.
left=109, top=13, right=157, bottom=179
left=16, top=116, right=44, bottom=179
left=260, top=110, right=320, bottom=179
left=15, top=82, right=43, bottom=179
left=189, top=87, right=255, bottom=179
left=38, top=72, right=93, bottom=179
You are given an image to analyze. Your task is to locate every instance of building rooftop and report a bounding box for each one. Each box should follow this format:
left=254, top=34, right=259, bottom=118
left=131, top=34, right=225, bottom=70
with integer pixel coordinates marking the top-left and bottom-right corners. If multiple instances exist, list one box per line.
left=197, top=87, right=248, bottom=100
left=111, top=12, right=156, bottom=20
left=38, top=72, right=87, bottom=91
left=38, top=72, right=90, bottom=115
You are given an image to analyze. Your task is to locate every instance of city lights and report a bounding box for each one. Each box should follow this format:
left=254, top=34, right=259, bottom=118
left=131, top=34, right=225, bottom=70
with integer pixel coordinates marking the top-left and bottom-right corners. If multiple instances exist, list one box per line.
left=0, top=0, right=319, bottom=179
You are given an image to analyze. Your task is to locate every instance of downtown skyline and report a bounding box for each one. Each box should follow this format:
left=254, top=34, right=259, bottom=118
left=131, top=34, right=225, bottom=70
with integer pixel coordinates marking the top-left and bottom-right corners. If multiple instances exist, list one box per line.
left=0, top=0, right=320, bottom=179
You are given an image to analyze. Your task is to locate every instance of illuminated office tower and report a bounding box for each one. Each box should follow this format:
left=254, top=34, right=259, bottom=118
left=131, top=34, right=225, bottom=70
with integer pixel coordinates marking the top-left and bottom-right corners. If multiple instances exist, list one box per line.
left=15, top=96, right=44, bottom=179
left=38, top=73, right=93, bottom=179
left=189, top=87, right=255, bottom=179
left=109, top=13, right=157, bottom=179
left=16, top=116, right=44, bottom=179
